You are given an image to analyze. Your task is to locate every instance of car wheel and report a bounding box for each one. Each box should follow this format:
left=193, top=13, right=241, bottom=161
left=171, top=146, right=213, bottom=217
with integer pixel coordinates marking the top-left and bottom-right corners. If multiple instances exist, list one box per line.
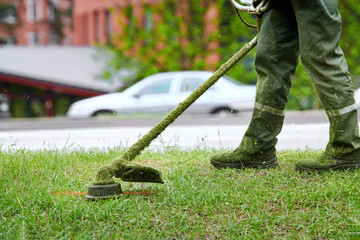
left=92, top=110, right=116, bottom=117
left=215, top=108, right=234, bottom=119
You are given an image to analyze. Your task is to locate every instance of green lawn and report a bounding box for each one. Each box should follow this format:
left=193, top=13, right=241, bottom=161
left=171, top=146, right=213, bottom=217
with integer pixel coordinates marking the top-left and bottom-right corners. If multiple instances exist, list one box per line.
left=1, top=147, right=360, bottom=239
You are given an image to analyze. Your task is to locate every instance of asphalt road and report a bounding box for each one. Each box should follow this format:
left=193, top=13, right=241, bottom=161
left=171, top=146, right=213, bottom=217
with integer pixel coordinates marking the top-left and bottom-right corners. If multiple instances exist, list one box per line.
left=0, top=110, right=329, bottom=131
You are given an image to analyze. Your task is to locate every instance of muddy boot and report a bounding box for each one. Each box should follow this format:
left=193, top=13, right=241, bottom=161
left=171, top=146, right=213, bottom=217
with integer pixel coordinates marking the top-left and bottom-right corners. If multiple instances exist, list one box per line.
left=295, top=154, right=360, bottom=173
left=210, top=149, right=278, bottom=169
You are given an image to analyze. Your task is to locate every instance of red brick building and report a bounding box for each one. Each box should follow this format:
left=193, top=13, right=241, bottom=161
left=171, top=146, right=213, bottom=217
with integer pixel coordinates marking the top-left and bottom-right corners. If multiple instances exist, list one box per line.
left=0, top=0, right=73, bottom=45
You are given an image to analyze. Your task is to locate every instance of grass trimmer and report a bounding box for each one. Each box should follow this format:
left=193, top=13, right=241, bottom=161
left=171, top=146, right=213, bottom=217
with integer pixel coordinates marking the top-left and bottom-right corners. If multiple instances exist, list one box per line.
left=86, top=0, right=269, bottom=199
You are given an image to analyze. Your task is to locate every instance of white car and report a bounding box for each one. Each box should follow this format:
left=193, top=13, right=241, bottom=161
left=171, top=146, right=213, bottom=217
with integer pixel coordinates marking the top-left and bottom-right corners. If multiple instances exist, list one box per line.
left=355, top=88, right=360, bottom=108
left=66, top=71, right=256, bottom=118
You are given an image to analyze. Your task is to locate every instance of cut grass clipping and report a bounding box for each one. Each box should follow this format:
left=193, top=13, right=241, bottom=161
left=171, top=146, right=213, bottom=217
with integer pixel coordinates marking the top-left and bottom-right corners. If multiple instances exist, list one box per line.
left=1, top=147, right=360, bottom=239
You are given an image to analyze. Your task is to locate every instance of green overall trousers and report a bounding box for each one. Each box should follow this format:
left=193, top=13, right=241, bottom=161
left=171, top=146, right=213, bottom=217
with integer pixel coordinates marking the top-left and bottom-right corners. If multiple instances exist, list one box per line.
left=236, top=0, right=360, bottom=161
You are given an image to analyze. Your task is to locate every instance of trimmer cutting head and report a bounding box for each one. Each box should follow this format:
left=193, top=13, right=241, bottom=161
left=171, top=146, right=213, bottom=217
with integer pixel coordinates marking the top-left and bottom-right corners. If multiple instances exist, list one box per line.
left=86, top=183, right=123, bottom=199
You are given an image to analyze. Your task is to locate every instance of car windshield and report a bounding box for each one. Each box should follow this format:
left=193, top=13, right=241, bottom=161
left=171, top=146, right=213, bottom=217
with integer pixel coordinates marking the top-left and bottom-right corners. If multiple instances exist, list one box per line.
left=180, top=78, right=204, bottom=92
left=138, top=79, right=172, bottom=95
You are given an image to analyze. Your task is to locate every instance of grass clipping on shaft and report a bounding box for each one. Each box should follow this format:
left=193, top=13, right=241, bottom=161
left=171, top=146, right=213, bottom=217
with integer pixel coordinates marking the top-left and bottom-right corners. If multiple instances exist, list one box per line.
left=93, top=34, right=259, bottom=185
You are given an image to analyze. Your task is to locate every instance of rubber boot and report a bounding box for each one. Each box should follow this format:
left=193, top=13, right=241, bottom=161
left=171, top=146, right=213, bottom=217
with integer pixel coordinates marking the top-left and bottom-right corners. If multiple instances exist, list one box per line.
left=211, top=108, right=281, bottom=169
left=296, top=111, right=360, bottom=172
left=295, top=154, right=360, bottom=173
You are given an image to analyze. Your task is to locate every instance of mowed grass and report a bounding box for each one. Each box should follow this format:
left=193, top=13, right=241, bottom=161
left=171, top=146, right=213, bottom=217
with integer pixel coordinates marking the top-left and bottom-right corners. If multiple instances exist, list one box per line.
left=1, top=146, right=360, bottom=239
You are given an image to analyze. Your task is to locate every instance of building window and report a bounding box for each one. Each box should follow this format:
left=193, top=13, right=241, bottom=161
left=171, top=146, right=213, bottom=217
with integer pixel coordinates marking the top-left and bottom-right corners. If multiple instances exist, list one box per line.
left=143, top=6, right=153, bottom=46
left=36, top=0, right=43, bottom=20
left=7, top=36, right=15, bottom=45
left=49, top=30, right=59, bottom=44
left=105, top=10, right=111, bottom=40
left=47, top=0, right=58, bottom=22
left=26, top=0, right=35, bottom=23
left=94, top=11, right=99, bottom=42
left=26, top=0, right=43, bottom=23
left=144, top=7, right=153, bottom=31
left=125, top=6, right=136, bottom=39
left=27, top=32, right=40, bottom=45
left=0, top=5, right=16, bottom=24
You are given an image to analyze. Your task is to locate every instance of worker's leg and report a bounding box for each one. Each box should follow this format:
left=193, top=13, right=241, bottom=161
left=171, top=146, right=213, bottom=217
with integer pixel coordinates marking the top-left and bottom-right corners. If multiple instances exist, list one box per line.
left=211, top=1, right=299, bottom=169
left=292, top=0, right=360, bottom=171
